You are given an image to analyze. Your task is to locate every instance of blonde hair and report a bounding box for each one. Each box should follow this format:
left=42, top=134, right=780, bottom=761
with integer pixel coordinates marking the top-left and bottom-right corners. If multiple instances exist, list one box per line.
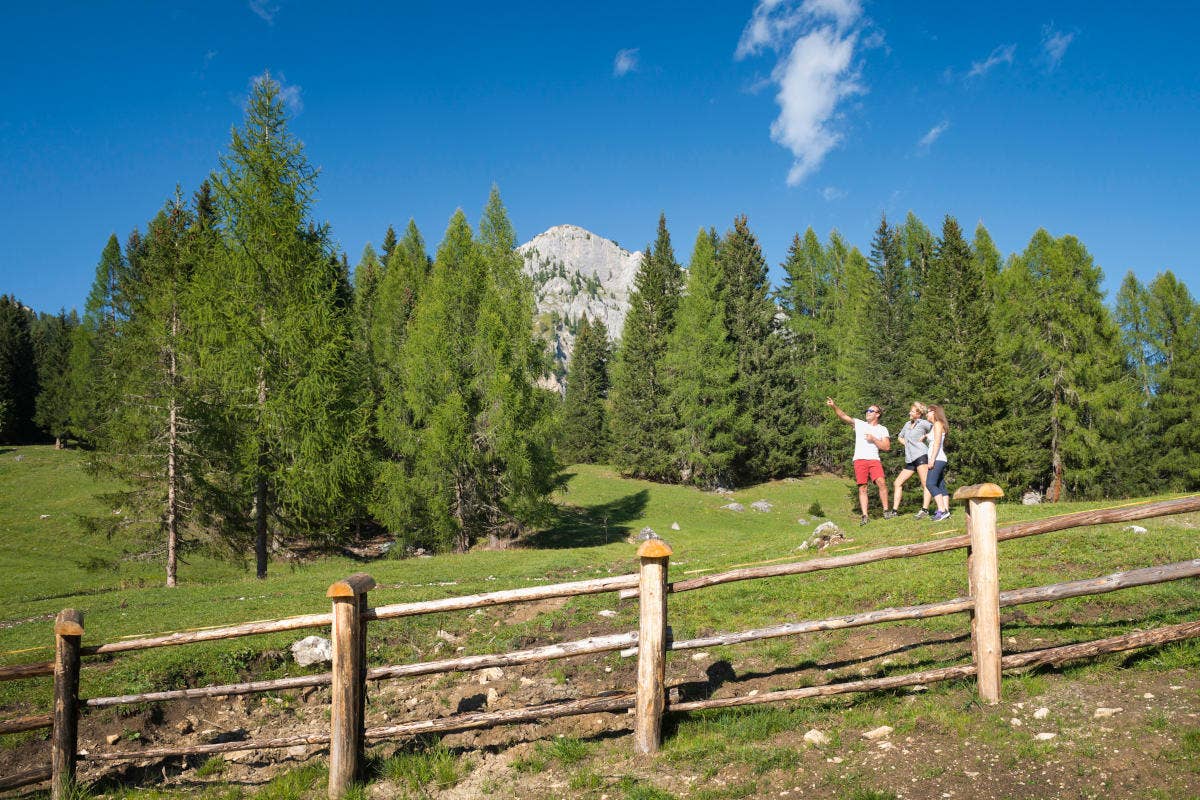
left=911, top=401, right=929, bottom=416
left=928, top=404, right=949, bottom=430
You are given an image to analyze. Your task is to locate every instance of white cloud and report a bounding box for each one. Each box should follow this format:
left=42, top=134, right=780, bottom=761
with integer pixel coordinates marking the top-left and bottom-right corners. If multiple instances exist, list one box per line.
left=916, top=120, right=950, bottom=153
left=613, top=48, right=639, bottom=77
left=248, top=71, right=303, bottom=114
left=967, top=44, right=1016, bottom=78
left=737, top=0, right=869, bottom=186
left=821, top=185, right=847, bottom=201
left=1041, top=25, right=1075, bottom=69
left=248, top=0, right=281, bottom=24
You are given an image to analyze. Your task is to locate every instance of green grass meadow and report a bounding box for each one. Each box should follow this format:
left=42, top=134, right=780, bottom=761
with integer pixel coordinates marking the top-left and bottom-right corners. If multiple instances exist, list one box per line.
left=2, top=445, right=1199, bottom=797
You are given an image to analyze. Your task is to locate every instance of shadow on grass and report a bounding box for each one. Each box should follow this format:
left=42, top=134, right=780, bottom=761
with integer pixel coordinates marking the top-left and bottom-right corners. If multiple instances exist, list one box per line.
left=526, top=489, right=650, bottom=549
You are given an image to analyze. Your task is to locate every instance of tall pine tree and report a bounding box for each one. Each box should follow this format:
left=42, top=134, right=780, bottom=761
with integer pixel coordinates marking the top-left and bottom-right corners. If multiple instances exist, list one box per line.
left=560, top=315, right=612, bottom=464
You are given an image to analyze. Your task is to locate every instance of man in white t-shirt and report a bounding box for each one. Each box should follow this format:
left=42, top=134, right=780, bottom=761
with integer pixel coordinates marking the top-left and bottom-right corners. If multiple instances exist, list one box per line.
left=826, top=397, right=892, bottom=525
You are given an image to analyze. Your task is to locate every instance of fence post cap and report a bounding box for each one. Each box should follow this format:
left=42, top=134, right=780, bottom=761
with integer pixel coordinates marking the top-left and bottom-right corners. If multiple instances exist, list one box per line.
left=637, top=539, right=673, bottom=558
left=953, top=483, right=1005, bottom=501
left=327, top=573, right=377, bottom=598
left=54, top=609, right=84, bottom=636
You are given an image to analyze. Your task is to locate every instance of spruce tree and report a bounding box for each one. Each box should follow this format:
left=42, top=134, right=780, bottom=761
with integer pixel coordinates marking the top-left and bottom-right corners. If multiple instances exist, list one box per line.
left=353, top=244, right=384, bottom=390
left=32, top=310, right=78, bottom=447
left=865, top=214, right=913, bottom=417
left=609, top=214, right=682, bottom=480
left=560, top=315, right=612, bottom=464
left=0, top=296, right=37, bottom=443
left=380, top=224, right=398, bottom=265
left=1153, top=307, right=1200, bottom=489
left=663, top=229, right=741, bottom=486
left=197, top=75, right=371, bottom=577
left=716, top=216, right=781, bottom=480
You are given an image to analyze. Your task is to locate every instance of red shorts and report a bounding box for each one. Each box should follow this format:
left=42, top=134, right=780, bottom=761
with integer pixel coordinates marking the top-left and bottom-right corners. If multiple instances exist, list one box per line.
left=854, top=459, right=884, bottom=484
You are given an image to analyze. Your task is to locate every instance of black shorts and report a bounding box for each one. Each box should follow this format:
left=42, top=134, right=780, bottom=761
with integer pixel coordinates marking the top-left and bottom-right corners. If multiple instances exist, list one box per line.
left=904, top=455, right=929, bottom=471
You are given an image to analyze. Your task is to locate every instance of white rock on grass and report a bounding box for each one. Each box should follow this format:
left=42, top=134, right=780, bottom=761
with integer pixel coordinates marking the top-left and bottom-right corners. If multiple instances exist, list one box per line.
left=804, top=729, right=830, bottom=746
left=597, top=609, right=619, bottom=618
left=750, top=500, right=773, bottom=512
left=291, top=636, right=332, bottom=666
left=1033, top=707, right=1050, bottom=719
left=861, top=725, right=893, bottom=741
left=478, top=667, right=505, bottom=684
left=721, top=502, right=746, bottom=512
left=1093, top=707, right=1123, bottom=718
left=1122, top=525, right=1148, bottom=534
left=1034, top=732, right=1057, bottom=741
left=671, top=522, right=680, bottom=531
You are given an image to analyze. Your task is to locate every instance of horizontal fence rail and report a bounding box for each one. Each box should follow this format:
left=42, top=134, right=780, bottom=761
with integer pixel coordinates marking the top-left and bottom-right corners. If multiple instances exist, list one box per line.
left=2, top=490, right=1198, bottom=798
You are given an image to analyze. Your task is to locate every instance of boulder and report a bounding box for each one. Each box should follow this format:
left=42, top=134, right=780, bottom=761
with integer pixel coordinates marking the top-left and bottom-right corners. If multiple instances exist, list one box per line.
left=291, top=636, right=332, bottom=667
left=750, top=500, right=773, bottom=513
left=627, top=527, right=658, bottom=544
left=1022, top=491, right=1042, bottom=505
left=721, top=502, right=746, bottom=513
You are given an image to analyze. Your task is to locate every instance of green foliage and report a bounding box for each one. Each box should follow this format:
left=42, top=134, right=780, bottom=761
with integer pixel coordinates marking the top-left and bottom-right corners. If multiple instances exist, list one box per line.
left=0, top=295, right=37, bottom=443
left=610, top=213, right=683, bottom=480
left=807, top=500, right=825, bottom=517
left=31, top=308, right=77, bottom=445
left=864, top=214, right=914, bottom=418
left=378, top=742, right=464, bottom=792
left=560, top=315, right=612, bottom=464
left=67, top=233, right=127, bottom=444
left=664, top=228, right=742, bottom=487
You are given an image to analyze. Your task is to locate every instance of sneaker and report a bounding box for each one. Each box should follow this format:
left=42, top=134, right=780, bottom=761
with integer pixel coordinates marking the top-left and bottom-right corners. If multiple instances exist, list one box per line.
left=913, top=509, right=929, bottom=520
left=859, top=514, right=870, bottom=526
left=931, top=510, right=951, bottom=522
left=882, top=510, right=897, bottom=519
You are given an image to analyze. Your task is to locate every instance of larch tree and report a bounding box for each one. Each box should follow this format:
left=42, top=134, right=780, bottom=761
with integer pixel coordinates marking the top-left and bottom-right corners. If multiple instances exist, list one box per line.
left=66, top=234, right=125, bottom=444
left=865, top=214, right=913, bottom=418
left=197, top=75, right=372, bottom=577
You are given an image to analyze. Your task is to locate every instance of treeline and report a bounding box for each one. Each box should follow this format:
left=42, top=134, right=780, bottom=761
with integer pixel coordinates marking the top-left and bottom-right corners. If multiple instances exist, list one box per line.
left=561, top=214, right=1200, bottom=500
left=0, top=78, right=557, bottom=585
left=4, top=78, right=1198, bottom=588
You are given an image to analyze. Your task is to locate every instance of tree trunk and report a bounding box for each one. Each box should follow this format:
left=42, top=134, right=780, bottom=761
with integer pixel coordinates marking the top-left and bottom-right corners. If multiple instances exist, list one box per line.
left=255, top=372, right=269, bottom=579
left=1047, top=366, right=1064, bottom=502
left=166, top=306, right=178, bottom=588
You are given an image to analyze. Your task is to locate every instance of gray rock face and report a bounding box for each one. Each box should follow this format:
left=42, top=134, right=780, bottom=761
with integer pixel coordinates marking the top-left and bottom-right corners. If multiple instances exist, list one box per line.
left=1022, top=491, right=1043, bottom=505
left=291, top=635, right=332, bottom=666
left=519, top=224, right=642, bottom=390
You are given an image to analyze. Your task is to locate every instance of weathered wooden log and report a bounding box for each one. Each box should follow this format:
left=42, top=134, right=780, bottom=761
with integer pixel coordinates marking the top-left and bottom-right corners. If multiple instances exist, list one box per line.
left=71, top=573, right=639, bottom=660
left=996, top=495, right=1200, bottom=543
left=82, top=731, right=332, bottom=761
left=80, top=612, right=335, bottom=657
left=329, top=576, right=370, bottom=798
left=51, top=609, right=83, bottom=800
left=367, top=632, right=638, bottom=682
left=669, top=619, right=1200, bottom=714
left=86, top=674, right=332, bottom=708
left=0, top=765, right=52, bottom=791
left=367, top=573, right=639, bottom=622
left=634, top=539, right=671, bottom=755
left=620, top=494, right=1200, bottom=599
left=647, top=559, right=1200, bottom=654
left=959, top=484, right=1003, bottom=704
left=0, top=661, right=54, bottom=682
left=0, top=712, right=52, bottom=734
left=364, top=692, right=637, bottom=740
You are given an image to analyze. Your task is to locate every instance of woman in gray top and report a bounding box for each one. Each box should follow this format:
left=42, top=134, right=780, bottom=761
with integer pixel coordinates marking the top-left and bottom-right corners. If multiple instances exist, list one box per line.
left=890, top=401, right=933, bottom=519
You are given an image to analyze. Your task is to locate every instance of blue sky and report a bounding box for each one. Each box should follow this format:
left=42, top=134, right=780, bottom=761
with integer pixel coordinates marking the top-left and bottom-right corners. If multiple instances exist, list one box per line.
left=2, top=1, right=1197, bottom=314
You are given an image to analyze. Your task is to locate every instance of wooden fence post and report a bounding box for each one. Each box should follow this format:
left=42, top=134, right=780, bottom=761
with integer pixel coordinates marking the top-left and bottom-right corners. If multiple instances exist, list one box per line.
left=51, top=609, right=84, bottom=800
left=327, top=574, right=375, bottom=799
left=954, top=483, right=1004, bottom=705
left=635, top=538, right=672, bottom=755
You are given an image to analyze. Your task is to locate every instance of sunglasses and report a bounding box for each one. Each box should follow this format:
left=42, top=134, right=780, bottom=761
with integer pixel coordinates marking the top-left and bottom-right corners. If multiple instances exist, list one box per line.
left=866, top=408, right=879, bottom=414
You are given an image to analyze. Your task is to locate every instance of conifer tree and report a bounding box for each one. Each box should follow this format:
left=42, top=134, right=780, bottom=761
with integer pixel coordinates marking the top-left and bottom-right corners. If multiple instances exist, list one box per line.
left=380, top=224, right=398, bottom=265
left=66, top=234, right=124, bottom=444
left=353, top=244, right=384, bottom=389
left=0, top=296, right=37, bottom=443
left=901, top=212, right=936, bottom=292
left=910, top=216, right=1000, bottom=486
left=664, top=229, right=741, bottom=486
left=865, top=214, right=913, bottom=417
left=560, top=315, right=612, bottom=464
left=779, top=228, right=841, bottom=471
left=994, top=230, right=1131, bottom=499
left=716, top=216, right=782, bottom=480
left=197, top=75, right=371, bottom=577
left=1153, top=305, right=1200, bottom=489
left=829, top=240, right=878, bottom=457
left=1115, top=272, right=1153, bottom=398
left=609, top=214, right=682, bottom=480
left=372, top=219, right=430, bottom=385
left=32, top=310, right=78, bottom=447
left=972, top=223, right=1003, bottom=287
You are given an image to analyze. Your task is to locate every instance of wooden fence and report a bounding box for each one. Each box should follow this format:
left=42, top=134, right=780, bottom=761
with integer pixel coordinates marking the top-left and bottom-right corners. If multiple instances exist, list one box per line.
left=2, top=487, right=1199, bottom=798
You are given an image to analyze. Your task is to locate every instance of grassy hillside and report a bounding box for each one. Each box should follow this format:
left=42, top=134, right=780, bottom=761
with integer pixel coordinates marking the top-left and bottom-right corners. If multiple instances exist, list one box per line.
left=1, top=446, right=1198, bottom=798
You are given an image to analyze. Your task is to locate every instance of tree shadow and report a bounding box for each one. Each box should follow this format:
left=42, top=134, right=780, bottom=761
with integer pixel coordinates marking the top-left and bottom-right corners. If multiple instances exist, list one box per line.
left=526, top=489, right=650, bottom=549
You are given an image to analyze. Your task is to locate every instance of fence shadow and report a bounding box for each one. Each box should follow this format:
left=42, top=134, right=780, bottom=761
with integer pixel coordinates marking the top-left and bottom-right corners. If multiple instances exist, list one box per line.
left=525, top=489, right=650, bottom=549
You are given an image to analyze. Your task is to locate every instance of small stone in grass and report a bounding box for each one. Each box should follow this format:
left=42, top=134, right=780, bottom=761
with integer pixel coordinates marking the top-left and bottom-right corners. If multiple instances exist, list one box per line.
left=1034, top=732, right=1057, bottom=741
left=1093, top=707, right=1122, bottom=718
left=1033, top=707, right=1050, bottom=719
left=803, top=729, right=830, bottom=746
left=862, top=725, right=893, bottom=740
left=597, top=609, right=618, bottom=618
